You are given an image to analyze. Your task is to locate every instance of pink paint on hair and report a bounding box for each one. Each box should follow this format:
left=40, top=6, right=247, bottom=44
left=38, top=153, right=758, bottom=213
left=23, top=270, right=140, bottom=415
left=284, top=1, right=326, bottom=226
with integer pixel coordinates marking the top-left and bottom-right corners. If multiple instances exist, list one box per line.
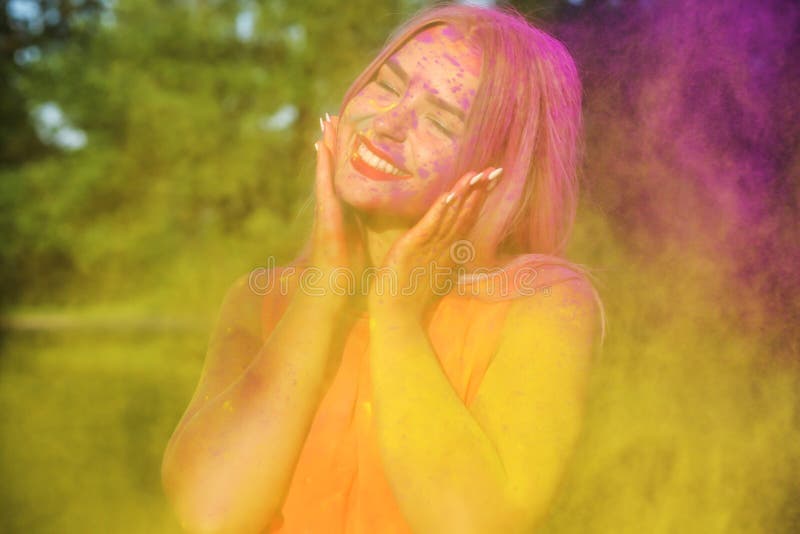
left=334, top=5, right=604, bottom=335
left=340, top=5, right=583, bottom=258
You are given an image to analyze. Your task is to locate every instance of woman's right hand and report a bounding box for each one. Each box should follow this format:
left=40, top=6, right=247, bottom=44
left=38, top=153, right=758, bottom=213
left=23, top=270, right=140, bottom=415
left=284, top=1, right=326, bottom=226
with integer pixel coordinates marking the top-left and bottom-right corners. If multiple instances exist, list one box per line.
left=311, top=115, right=366, bottom=303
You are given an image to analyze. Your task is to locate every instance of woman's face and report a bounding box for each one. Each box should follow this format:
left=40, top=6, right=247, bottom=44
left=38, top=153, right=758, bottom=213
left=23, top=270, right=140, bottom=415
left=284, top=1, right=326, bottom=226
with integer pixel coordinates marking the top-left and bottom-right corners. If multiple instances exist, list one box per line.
left=334, top=24, right=482, bottom=223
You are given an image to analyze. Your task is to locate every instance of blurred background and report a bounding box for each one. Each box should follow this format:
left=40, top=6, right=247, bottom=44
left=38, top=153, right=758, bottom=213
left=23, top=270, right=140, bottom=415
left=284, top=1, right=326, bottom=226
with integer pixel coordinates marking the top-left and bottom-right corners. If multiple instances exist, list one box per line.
left=1, top=0, right=798, bottom=532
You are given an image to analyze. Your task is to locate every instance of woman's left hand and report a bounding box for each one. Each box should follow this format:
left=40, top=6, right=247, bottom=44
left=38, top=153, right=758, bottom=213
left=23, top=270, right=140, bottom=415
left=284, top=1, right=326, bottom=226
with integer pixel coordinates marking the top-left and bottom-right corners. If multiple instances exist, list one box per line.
left=369, top=167, right=503, bottom=318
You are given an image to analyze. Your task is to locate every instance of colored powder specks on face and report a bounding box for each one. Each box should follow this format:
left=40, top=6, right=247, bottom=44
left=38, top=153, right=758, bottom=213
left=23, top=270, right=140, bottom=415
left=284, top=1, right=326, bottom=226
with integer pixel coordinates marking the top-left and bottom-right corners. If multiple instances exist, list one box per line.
left=422, top=82, right=440, bottom=95
left=441, top=25, right=462, bottom=41
left=443, top=53, right=461, bottom=67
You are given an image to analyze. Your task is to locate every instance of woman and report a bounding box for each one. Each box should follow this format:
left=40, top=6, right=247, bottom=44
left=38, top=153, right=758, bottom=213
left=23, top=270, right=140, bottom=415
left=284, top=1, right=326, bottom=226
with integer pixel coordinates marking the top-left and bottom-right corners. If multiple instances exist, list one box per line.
left=162, top=5, right=605, bottom=533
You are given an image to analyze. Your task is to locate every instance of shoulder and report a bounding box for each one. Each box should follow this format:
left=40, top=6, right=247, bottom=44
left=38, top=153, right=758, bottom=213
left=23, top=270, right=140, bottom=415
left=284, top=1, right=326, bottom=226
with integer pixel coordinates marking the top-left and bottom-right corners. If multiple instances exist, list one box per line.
left=501, top=265, right=604, bottom=356
left=213, top=266, right=295, bottom=333
left=510, top=265, right=599, bottom=313
left=467, top=268, right=602, bottom=530
left=212, top=272, right=267, bottom=344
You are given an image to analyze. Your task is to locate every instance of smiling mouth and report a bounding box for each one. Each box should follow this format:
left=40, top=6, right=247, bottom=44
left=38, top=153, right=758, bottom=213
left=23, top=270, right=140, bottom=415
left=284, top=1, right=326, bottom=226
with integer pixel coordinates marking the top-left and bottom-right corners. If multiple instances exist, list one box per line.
left=350, top=135, right=411, bottom=181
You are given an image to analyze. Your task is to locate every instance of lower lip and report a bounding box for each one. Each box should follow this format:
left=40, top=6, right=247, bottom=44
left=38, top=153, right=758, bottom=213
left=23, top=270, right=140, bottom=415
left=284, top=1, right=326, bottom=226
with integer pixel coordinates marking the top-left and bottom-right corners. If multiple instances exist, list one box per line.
left=350, top=145, right=411, bottom=182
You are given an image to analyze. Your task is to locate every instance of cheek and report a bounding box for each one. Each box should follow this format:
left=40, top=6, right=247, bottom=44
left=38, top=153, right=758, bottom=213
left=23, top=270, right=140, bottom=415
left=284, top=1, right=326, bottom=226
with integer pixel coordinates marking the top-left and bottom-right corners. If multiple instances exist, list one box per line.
left=338, top=121, right=360, bottom=158
left=335, top=121, right=355, bottom=166
left=416, top=140, right=459, bottom=185
left=342, top=99, right=371, bottom=125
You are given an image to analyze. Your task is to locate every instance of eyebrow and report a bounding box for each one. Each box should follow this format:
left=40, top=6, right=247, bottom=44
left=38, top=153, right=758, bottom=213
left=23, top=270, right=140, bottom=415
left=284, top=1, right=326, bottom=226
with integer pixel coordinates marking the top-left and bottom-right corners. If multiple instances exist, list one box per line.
left=384, top=58, right=466, bottom=122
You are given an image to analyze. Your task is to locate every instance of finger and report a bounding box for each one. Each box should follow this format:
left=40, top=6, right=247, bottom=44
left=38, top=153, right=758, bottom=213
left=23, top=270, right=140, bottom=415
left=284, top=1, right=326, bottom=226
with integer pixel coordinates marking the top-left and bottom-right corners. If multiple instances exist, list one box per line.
left=330, top=115, right=341, bottom=154
left=485, top=166, right=504, bottom=192
left=450, top=171, right=501, bottom=239
left=323, top=114, right=337, bottom=154
left=452, top=169, right=486, bottom=197
left=452, top=184, right=488, bottom=238
left=395, top=166, right=492, bottom=248
left=435, top=170, right=485, bottom=239
left=314, top=139, right=332, bottom=195
left=314, top=137, right=337, bottom=219
left=445, top=167, right=501, bottom=240
left=406, top=190, right=454, bottom=246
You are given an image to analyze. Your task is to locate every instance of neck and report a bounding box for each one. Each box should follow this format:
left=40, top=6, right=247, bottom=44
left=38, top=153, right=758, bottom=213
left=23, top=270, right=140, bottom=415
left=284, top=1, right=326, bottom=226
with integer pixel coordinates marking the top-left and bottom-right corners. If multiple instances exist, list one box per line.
left=349, top=209, right=509, bottom=271
left=358, top=212, right=411, bottom=268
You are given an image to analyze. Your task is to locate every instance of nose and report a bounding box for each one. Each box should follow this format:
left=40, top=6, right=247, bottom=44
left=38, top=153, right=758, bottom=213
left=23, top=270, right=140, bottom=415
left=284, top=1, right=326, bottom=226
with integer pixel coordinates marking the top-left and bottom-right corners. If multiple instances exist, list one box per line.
left=373, top=103, right=412, bottom=143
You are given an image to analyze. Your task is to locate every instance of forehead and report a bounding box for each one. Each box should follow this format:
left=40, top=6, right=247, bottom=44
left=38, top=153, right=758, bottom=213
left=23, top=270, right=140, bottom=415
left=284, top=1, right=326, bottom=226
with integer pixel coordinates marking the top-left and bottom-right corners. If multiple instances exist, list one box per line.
left=390, top=24, right=482, bottom=79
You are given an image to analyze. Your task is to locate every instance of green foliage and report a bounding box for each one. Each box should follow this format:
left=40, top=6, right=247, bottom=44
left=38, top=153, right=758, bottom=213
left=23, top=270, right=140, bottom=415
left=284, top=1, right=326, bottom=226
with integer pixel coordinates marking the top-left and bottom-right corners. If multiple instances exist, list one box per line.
left=1, top=0, right=418, bottom=309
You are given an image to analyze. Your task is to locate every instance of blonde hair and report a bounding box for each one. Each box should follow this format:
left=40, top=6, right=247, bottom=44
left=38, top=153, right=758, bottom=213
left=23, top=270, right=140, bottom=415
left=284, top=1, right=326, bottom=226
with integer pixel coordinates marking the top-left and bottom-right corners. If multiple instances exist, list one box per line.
left=340, top=4, right=583, bottom=260
left=337, top=5, right=606, bottom=343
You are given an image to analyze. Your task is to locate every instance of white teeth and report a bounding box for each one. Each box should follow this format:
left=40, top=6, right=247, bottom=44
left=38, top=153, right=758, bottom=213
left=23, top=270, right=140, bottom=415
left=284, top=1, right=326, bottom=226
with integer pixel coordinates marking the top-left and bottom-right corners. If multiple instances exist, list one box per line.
left=357, top=142, right=401, bottom=175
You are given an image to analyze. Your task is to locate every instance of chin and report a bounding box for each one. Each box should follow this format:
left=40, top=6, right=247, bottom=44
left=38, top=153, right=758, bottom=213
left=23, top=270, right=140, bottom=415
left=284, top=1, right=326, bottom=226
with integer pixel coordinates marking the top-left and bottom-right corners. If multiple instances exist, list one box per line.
left=334, top=172, right=426, bottom=224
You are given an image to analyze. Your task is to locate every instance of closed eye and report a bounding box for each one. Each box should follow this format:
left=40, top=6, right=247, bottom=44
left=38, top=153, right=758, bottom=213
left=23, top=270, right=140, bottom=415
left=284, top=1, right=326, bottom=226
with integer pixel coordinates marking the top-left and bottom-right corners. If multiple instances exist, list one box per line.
left=428, top=116, right=454, bottom=138
left=377, top=80, right=401, bottom=96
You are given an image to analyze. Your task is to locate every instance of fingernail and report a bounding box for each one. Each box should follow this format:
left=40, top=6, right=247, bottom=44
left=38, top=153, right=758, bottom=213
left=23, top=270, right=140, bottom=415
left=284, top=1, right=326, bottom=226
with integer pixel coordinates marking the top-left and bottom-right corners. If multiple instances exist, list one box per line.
left=487, top=168, right=504, bottom=181
left=469, top=172, right=484, bottom=186
left=319, top=117, right=325, bottom=133
left=314, top=142, right=319, bottom=152
left=325, top=112, right=331, bottom=122
left=444, top=192, right=456, bottom=205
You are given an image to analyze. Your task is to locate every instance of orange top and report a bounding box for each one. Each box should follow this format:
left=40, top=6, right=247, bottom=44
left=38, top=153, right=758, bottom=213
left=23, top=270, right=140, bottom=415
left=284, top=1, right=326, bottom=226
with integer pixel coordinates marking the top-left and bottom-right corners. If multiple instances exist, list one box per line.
left=260, top=257, right=588, bottom=534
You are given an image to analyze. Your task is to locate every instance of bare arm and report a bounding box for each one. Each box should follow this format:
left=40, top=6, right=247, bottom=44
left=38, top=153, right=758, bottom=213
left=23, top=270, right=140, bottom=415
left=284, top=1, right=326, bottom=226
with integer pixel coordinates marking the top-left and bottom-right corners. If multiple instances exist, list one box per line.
left=369, top=276, right=600, bottom=533
left=161, top=273, right=349, bottom=533
left=162, top=114, right=358, bottom=533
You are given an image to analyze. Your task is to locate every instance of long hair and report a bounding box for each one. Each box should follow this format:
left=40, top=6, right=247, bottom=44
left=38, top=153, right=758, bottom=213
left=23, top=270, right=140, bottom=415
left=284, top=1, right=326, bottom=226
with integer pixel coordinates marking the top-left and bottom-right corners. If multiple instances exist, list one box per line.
left=339, top=4, right=582, bottom=260
left=336, top=5, right=606, bottom=343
